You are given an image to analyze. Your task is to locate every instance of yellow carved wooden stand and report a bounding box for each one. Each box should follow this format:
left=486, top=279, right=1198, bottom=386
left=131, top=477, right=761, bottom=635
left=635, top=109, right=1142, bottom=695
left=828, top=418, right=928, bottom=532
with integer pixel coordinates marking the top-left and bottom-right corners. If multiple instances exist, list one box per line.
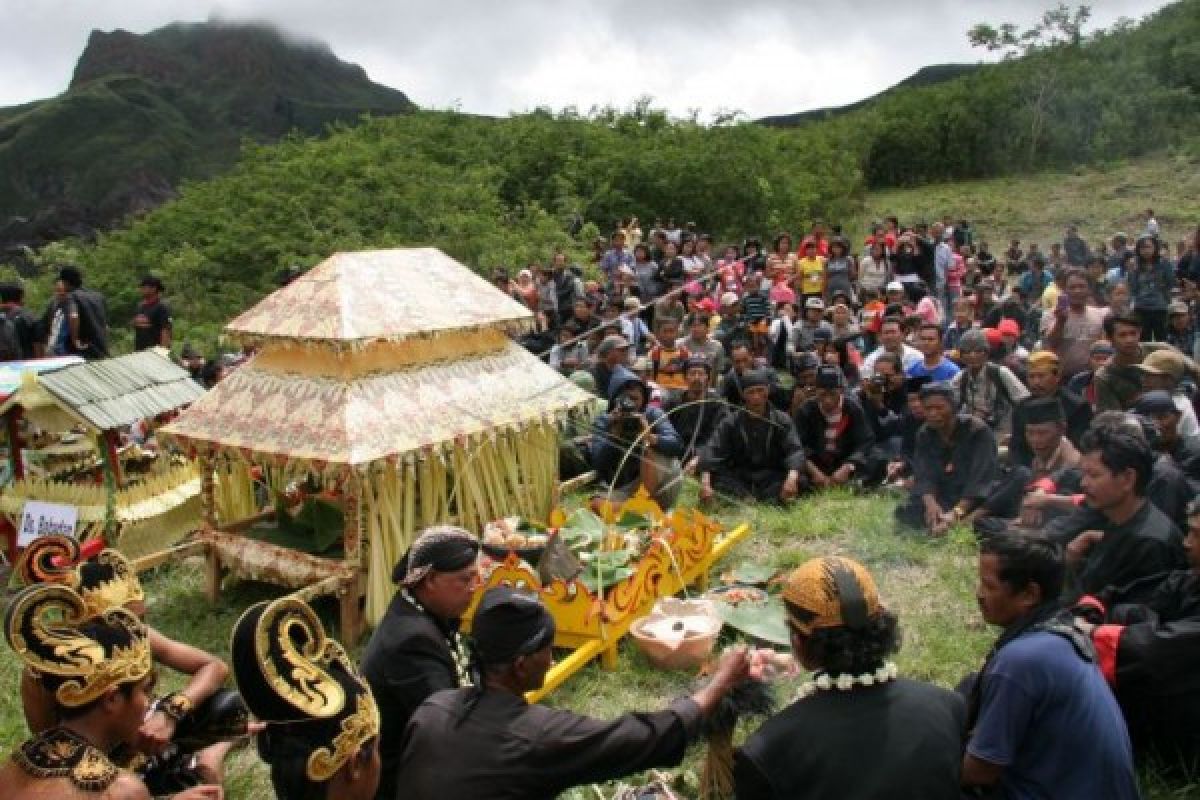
left=462, top=493, right=750, bottom=702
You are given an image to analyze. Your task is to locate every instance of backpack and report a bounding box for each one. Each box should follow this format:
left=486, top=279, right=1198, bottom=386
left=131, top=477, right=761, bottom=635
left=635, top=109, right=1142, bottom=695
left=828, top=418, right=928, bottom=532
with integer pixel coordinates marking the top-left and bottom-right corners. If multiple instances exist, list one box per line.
left=0, top=309, right=20, bottom=361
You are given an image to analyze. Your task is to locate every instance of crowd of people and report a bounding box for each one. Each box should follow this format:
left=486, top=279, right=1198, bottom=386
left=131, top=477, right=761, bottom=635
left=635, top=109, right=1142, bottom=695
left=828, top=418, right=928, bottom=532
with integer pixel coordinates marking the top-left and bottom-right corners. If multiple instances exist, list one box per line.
left=2, top=209, right=1200, bottom=800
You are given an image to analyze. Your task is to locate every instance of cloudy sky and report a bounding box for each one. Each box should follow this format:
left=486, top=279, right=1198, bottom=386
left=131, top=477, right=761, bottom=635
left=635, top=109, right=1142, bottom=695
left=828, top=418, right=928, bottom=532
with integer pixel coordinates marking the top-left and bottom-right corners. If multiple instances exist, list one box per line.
left=0, top=0, right=1171, bottom=118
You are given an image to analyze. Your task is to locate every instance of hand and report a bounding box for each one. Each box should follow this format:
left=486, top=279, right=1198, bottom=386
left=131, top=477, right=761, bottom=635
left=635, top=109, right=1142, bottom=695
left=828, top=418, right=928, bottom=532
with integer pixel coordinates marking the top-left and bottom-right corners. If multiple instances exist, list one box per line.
left=780, top=474, right=800, bottom=501
left=137, top=710, right=177, bottom=756
left=174, top=787, right=224, bottom=800
left=683, top=456, right=699, bottom=476
left=831, top=464, right=855, bottom=485
left=1022, top=492, right=1051, bottom=511
left=923, top=499, right=944, bottom=530
left=699, top=476, right=714, bottom=503
left=808, top=467, right=829, bottom=489
left=709, top=646, right=752, bottom=692
left=885, top=461, right=905, bottom=483
left=1066, top=530, right=1105, bottom=564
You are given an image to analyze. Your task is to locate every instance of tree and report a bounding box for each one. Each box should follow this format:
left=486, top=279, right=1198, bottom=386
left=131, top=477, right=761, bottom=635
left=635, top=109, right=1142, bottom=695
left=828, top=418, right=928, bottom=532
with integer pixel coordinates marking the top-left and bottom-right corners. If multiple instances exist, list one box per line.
left=968, top=5, right=1093, bottom=168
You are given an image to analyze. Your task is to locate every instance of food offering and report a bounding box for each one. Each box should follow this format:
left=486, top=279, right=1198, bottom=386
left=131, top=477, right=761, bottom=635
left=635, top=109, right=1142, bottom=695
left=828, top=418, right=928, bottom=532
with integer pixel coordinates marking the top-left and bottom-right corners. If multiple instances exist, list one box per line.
left=464, top=490, right=751, bottom=700
left=706, top=564, right=791, bottom=647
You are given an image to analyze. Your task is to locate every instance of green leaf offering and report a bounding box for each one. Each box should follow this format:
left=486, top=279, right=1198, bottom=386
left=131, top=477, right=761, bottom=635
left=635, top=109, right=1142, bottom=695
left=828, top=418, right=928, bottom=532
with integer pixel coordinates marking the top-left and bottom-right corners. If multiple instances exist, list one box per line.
left=712, top=596, right=791, bottom=647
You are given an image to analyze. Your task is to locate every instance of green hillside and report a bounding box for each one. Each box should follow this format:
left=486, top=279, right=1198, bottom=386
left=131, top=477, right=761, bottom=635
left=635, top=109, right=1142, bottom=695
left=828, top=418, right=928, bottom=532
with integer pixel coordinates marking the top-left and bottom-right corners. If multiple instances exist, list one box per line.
left=0, top=21, right=414, bottom=253
left=772, top=0, right=1200, bottom=188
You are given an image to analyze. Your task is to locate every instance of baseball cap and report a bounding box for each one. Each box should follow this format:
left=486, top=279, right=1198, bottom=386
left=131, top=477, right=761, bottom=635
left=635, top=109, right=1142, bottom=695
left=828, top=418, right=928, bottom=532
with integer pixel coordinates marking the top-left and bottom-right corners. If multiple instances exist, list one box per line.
left=595, top=335, right=630, bottom=357
left=885, top=281, right=904, bottom=293
left=997, top=319, right=1021, bottom=337
left=805, top=297, right=826, bottom=310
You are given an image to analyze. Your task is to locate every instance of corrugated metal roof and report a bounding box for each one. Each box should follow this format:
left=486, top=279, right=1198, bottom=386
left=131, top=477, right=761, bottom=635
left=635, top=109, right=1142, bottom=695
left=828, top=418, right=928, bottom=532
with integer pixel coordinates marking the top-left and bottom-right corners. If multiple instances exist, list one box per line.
left=34, top=350, right=206, bottom=431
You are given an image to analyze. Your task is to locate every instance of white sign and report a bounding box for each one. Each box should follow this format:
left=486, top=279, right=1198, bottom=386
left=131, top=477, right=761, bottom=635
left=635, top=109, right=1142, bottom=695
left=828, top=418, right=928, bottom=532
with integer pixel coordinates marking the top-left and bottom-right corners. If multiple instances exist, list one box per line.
left=18, top=501, right=79, bottom=546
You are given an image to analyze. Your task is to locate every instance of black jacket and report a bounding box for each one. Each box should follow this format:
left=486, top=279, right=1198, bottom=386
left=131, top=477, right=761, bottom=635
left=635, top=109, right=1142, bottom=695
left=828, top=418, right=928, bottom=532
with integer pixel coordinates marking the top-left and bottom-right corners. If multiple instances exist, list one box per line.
left=361, top=592, right=469, bottom=800
left=794, top=394, right=876, bottom=473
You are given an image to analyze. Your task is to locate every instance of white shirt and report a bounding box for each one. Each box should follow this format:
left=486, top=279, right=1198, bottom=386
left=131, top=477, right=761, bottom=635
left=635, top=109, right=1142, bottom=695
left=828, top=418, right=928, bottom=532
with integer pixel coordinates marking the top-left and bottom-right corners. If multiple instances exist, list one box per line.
left=862, top=344, right=922, bottom=377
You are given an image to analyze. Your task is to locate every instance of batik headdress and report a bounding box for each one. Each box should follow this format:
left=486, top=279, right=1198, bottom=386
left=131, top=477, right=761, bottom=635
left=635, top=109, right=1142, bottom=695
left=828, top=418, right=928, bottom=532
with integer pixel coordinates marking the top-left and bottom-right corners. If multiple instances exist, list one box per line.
left=782, top=556, right=883, bottom=636
left=231, top=596, right=380, bottom=783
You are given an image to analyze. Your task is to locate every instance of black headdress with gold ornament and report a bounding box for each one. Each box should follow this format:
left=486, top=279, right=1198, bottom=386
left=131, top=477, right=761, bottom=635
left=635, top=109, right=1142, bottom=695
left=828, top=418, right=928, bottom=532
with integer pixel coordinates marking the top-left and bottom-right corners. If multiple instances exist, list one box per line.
left=232, top=596, right=380, bottom=785
left=4, top=582, right=153, bottom=708
left=15, top=535, right=145, bottom=618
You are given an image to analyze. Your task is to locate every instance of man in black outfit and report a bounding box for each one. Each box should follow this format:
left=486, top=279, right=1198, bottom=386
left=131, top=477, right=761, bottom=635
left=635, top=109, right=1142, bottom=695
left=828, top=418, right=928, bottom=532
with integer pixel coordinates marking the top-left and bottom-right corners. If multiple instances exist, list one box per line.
left=699, top=368, right=806, bottom=504
left=360, top=526, right=481, bottom=800
left=0, top=283, right=43, bottom=360
left=1008, top=350, right=1091, bottom=467
left=664, top=355, right=725, bottom=467
left=397, top=587, right=749, bottom=799
left=894, top=382, right=998, bottom=535
left=1063, top=427, right=1186, bottom=599
left=795, top=366, right=879, bottom=487
left=1073, top=499, right=1200, bottom=768
left=735, top=556, right=965, bottom=799
left=133, top=275, right=173, bottom=351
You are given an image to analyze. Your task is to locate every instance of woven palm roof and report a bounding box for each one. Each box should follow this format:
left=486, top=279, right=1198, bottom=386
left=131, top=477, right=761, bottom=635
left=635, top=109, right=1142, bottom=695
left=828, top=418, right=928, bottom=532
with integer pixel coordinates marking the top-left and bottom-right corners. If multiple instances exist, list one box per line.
left=225, top=248, right=535, bottom=350
left=160, top=341, right=595, bottom=468
left=0, top=350, right=206, bottom=432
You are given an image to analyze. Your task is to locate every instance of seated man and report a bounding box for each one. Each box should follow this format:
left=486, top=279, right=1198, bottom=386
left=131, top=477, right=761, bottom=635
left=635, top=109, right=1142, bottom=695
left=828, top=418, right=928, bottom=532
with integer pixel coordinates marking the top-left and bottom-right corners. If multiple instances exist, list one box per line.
left=1133, top=389, right=1200, bottom=489
left=974, top=396, right=1082, bottom=534
left=1073, top=499, right=1200, bottom=768
left=396, top=587, right=749, bottom=799
left=699, top=368, right=807, bottom=504
left=795, top=365, right=879, bottom=488
left=1135, top=348, right=1200, bottom=436
left=856, top=352, right=907, bottom=458
left=361, top=526, right=480, bottom=800
left=663, top=355, right=724, bottom=468
left=962, top=534, right=1140, bottom=800
left=233, top=596, right=381, bottom=800
left=1008, top=350, right=1092, bottom=467
left=15, top=537, right=242, bottom=795
left=734, top=557, right=965, bottom=800
left=1064, top=425, right=1186, bottom=598
left=894, top=382, right=998, bottom=535
left=0, top=583, right=218, bottom=800
left=950, top=329, right=1029, bottom=442
left=590, top=366, right=684, bottom=509
left=771, top=350, right=819, bottom=416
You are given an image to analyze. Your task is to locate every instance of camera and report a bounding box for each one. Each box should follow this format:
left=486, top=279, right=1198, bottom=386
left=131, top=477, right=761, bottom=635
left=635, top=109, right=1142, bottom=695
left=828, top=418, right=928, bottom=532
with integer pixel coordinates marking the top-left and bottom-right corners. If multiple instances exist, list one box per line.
left=616, top=395, right=639, bottom=414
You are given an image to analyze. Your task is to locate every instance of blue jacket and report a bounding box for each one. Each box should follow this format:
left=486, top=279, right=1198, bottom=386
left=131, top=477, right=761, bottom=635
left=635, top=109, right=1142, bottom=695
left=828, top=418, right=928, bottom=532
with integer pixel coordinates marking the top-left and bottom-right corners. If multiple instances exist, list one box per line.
left=590, top=367, right=683, bottom=487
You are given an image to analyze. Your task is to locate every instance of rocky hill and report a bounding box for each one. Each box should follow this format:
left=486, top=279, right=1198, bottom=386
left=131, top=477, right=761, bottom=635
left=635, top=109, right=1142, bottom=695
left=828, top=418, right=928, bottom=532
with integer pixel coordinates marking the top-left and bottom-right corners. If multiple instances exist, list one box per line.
left=0, top=21, right=414, bottom=259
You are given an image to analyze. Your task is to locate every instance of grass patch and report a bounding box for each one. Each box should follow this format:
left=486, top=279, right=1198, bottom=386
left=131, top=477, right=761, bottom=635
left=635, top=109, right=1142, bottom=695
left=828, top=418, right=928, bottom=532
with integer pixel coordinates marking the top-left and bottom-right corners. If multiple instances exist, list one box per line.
left=2, top=489, right=1194, bottom=798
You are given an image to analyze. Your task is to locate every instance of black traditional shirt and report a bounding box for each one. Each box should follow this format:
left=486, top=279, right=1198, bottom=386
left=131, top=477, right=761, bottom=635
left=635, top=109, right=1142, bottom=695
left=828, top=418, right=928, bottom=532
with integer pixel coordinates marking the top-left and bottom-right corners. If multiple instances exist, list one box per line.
left=397, top=689, right=701, bottom=799
left=911, top=414, right=998, bottom=506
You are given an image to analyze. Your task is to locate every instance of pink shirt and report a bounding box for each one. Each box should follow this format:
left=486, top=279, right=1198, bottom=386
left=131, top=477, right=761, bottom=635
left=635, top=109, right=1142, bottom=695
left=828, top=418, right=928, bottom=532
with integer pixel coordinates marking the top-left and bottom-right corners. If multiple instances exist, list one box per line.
left=769, top=282, right=796, bottom=305
left=947, top=255, right=966, bottom=290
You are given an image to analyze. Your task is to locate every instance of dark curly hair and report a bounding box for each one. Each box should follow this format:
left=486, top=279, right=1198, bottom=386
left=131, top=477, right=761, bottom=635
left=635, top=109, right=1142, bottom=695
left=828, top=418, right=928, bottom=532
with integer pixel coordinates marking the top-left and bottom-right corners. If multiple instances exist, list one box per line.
left=257, top=726, right=376, bottom=800
left=788, top=604, right=901, bottom=675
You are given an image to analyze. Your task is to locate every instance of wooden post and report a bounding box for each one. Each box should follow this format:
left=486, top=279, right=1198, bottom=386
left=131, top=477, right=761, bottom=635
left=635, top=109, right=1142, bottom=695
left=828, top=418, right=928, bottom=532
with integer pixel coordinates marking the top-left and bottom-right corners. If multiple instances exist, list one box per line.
left=103, top=430, right=122, bottom=489
left=205, top=541, right=221, bottom=604
left=199, top=454, right=217, bottom=529
left=340, top=476, right=365, bottom=642
left=6, top=409, right=24, bottom=481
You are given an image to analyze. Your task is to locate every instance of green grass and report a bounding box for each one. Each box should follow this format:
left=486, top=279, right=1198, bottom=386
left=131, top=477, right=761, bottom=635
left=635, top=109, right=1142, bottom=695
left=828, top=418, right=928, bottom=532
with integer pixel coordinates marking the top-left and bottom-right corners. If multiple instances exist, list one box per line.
left=2, top=488, right=1196, bottom=798
left=850, top=144, right=1200, bottom=252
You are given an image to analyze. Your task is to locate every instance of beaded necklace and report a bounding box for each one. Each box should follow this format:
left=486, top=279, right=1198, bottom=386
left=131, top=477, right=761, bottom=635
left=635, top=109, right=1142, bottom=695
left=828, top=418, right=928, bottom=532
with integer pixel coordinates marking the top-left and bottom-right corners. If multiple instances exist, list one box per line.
left=402, top=589, right=474, bottom=687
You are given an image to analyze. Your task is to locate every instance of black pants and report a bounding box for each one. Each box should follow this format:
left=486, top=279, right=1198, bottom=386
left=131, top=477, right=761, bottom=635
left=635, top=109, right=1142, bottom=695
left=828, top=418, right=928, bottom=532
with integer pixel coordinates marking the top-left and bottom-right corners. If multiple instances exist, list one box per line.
left=1137, top=309, right=1168, bottom=342
left=712, top=468, right=805, bottom=504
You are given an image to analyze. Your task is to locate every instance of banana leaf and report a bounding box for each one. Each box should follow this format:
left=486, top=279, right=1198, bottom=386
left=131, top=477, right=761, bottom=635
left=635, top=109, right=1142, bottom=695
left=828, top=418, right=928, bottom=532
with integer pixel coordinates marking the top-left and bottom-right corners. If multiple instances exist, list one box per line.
left=614, top=510, right=654, bottom=530
left=724, top=562, right=777, bottom=586
left=580, top=565, right=635, bottom=593
left=712, top=596, right=791, bottom=647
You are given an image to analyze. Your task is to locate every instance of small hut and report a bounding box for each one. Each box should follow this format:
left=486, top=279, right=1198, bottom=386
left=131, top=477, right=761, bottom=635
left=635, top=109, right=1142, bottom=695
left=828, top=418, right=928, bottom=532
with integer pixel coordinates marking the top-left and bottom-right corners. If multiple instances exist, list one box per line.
left=0, top=350, right=207, bottom=559
left=161, top=248, right=595, bottom=638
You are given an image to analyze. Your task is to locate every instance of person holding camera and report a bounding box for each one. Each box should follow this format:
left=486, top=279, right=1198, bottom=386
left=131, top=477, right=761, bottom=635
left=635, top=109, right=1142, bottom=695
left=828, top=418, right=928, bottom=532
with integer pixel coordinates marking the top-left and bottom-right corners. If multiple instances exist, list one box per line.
left=590, top=366, right=684, bottom=510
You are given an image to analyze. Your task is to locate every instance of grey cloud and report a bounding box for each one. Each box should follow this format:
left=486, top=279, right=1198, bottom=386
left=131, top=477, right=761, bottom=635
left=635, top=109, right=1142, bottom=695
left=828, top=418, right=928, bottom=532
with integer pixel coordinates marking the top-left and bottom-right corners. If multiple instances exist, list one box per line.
left=0, top=0, right=1171, bottom=117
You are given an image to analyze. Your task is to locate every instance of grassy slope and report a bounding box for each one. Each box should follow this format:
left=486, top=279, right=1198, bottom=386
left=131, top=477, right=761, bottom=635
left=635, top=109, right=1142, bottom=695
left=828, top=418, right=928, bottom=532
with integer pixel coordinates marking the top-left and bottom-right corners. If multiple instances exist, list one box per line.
left=850, top=145, right=1200, bottom=250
